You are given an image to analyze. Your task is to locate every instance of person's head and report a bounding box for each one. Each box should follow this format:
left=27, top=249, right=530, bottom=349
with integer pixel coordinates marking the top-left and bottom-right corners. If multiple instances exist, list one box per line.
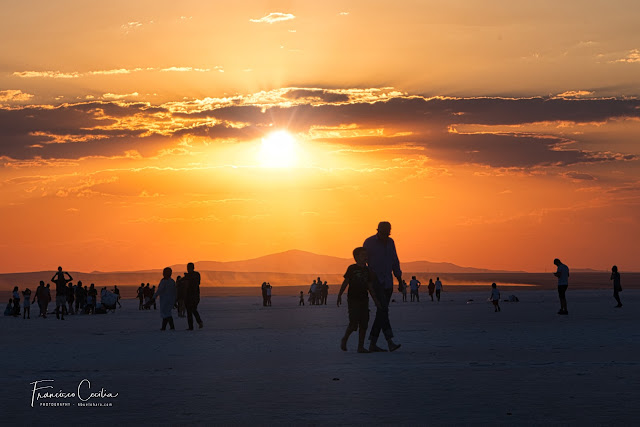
left=553, top=258, right=561, bottom=266
left=46, top=283, right=50, bottom=288
left=491, top=282, right=496, bottom=288
left=313, top=279, right=316, bottom=284
left=13, top=286, right=18, bottom=291
left=412, top=276, right=416, bottom=280
left=376, top=221, right=392, bottom=240
left=77, top=280, right=82, bottom=286
left=352, top=247, right=368, bottom=265
left=436, top=277, right=440, bottom=280
left=90, top=283, right=95, bottom=288
left=39, top=280, right=44, bottom=286
left=187, top=262, right=195, bottom=273
left=300, top=291, right=303, bottom=294
left=68, top=282, right=73, bottom=287
left=612, top=265, right=618, bottom=272
left=57, top=266, right=62, bottom=272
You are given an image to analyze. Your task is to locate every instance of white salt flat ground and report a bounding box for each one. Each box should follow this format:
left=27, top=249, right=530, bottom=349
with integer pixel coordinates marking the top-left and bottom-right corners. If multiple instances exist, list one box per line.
left=2, top=289, right=639, bottom=426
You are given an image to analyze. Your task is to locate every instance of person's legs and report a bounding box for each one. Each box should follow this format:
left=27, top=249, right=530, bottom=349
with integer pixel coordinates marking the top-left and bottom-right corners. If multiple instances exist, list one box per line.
left=168, top=316, right=175, bottom=330
left=186, top=303, right=194, bottom=329
left=614, top=290, right=622, bottom=307
left=557, top=286, right=568, bottom=314
left=161, top=317, right=168, bottom=330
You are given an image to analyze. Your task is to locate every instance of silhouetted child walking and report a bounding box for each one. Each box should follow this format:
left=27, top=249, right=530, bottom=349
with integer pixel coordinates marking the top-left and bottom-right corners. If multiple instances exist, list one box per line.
left=490, top=283, right=501, bottom=312
left=337, top=247, right=381, bottom=353
left=299, top=291, right=305, bottom=306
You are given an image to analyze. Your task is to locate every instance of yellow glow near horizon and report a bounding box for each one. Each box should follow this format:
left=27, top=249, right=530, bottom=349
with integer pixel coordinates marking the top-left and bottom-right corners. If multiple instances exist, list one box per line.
left=259, top=130, right=298, bottom=168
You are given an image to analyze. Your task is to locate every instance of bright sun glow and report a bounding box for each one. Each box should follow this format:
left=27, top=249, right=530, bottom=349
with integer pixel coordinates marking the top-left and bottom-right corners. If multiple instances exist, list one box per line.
left=259, top=130, right=297, bottom=168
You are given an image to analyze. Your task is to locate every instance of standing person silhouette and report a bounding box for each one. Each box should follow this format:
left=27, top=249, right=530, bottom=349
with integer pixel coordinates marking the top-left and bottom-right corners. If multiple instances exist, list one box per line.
left=154, top=267, right=177, bottom=330
left=184, top=262, right=203, bottom=330
left=363, top=221, right=401, bottom=352
left=610, top=265, right=622, bottom=308
left=553, top=258, right=570, bottom=315
left=51, top=267, right=72, bottom=320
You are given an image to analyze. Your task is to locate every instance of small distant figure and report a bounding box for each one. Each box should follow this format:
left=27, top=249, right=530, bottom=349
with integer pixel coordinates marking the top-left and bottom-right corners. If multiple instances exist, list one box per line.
left=435, top=277, right=443, bottom=302
left=184, top=262, right=203, bottom=330
left=409, top=276, right=421, bottom=302
left=154, top=267, right=177, bottom=330
left=266, top=283, right=272, bottom=306
left=51, top=266, right=73, bottom=320
left=321, top=281, right=329, bottom=305
left=4, top=299, right=12, bottom=316
left=137, top=283, right=145, bottom=310
left=33, top=281, right=49, bottom=318
left=261, top=282, right=268, bottom=307
left=113, top=285, right=121, bottom=308
left=67, top=282, right=75, bottom=315
left=12, top=286, right=20, bottom=316
left=337, top=247, right=382, bottom=353
left=176, top=276, right=186, bottom=317
left=490, top=283, right=501, bottom=312
left=399, top=279, right=407, bottom=302
left=299, top=291, right=305, bottom=306
left=428, top=278, right=435, bottom=301
left=22, top=288, right=32, bottom=319
left=553, top=258, right=569, bottom=315
left=610, top=265, right=622, bottom=308
left=86, top=284, right=97, bottom=314
left=75, top=282, right=85, bottom=314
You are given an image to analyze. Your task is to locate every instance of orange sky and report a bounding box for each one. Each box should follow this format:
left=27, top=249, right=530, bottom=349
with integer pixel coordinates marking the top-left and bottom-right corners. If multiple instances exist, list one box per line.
left=1, top=1, right=639, bottom=273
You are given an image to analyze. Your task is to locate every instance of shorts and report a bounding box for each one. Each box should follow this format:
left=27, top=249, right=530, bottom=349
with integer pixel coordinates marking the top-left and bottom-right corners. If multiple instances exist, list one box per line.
left=347, top=298, right=369, bottom=331
left=557, top=285, right=568, bottom=298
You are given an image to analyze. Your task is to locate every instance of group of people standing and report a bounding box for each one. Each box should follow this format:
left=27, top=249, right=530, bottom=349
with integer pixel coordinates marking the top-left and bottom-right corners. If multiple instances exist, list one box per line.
left=150, top=262, right=204, bottom=331
left=307, top=278, right=328, bottom=305
left=5, top=266, right=121, bottom=320
left=397, top=276, right=444, bottom=302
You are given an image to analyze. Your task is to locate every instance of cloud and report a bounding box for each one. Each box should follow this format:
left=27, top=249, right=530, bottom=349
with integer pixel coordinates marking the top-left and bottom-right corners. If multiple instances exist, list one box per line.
left=13, top=71, right=80, bottom=79
left=562, top=171, right=597, bottom=181
left=102, top=92, right=140, bottom=100
left=0, top=90, right=34, bottom=102
left=249, top=13, right=295, bottom=24
left=338, top=12, right=350, bottom=16
left=555, top=90, right=594, bottom=98
left=160, top=67, right=210, bottom=72
left=89, top=69, right=138, bottom=75
left=0, top=91, right=638, bottom=170
left=614, top=49, right=640, bottom=63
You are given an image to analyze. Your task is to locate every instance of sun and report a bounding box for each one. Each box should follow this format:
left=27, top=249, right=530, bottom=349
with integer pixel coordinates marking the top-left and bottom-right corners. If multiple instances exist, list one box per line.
left=258, top=130, right=298, bottom=168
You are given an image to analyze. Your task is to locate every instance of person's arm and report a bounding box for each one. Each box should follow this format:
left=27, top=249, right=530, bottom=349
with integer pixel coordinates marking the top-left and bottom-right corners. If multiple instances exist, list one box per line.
left=65, top=272, right=73, bottom=281
left=367, top=280, right=382, bottom=310
left=336, top=278, right=349, bottom=306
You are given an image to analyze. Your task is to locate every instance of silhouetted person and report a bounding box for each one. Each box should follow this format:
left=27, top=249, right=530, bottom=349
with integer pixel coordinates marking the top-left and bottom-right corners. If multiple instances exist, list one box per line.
left=321, top=281, right=328, bottom=305
left=114, top=285, right=121, bottom=308
left=266, top=283, right=272, bottom=306
left=299, top=291, right=305, bottom=306
left=553, top=258, right=569, bottom=315
left=75, top=282, right=85, bottom=314
left=611, top=265, right=622, bottom=308
left=51, top=266, right=72, bottom=320
left=137, top=283, right=145, bottom=310
left=184, top=262, right=203, bottom=330
left=435, top=277, right=443, bottom=302
left=154, top=267, right=177, bottom=330
left=151, top=286, right=157, bottom=309
left=363, top=221, right=401, bottom=352
left=261, top=282, right=268, bottom=306
left=175, top=276, right=186, bottom=317
left=409, top=276, right=420, bottom=302
left=400, top=279, right=407, bottom=302
left=22, top=288, right=31, bottom=319
left=337, top=247, right=382, bottom=353
left=87, top=284, right=98, bottom=314
left=428, top=278, right=435, bottom=301
left=490, top=283, right=501, bottom=312
left=12, top=286, right=20, bottom=316
left=67, top=282, right=75, bottom=315
left=143, top=283, right=153, bottom=309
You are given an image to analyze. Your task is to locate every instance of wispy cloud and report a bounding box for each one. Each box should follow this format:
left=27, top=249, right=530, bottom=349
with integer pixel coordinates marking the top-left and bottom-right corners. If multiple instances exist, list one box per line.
left=13, top=71, right=80, bottom=79
left=160, top=67, right=210, bottom=72
left=555, top=90, right=594, bottom=98
left=102, top=92, right=140, bottom=100
left=249, top=12, right=295, bottom=24
left=0, top=90, right=33, bottom=102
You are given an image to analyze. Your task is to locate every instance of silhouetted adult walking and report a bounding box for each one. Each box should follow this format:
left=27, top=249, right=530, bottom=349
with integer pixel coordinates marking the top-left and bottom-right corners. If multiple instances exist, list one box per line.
left=154, top=267, right=177, bottom=330
left=553, top=258, right=570, bottom=315
left=184, top=262, right=203, bottom=330
left=363, top=221, right=401, bottom=352
left=51, top=266, right=72, bottom=320
left=611, top=265, right=622, bottom=308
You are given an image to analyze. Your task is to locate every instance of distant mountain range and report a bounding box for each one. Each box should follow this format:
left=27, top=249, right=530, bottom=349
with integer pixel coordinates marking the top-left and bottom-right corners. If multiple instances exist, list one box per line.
left=174, top=249, right=523, bottom=274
